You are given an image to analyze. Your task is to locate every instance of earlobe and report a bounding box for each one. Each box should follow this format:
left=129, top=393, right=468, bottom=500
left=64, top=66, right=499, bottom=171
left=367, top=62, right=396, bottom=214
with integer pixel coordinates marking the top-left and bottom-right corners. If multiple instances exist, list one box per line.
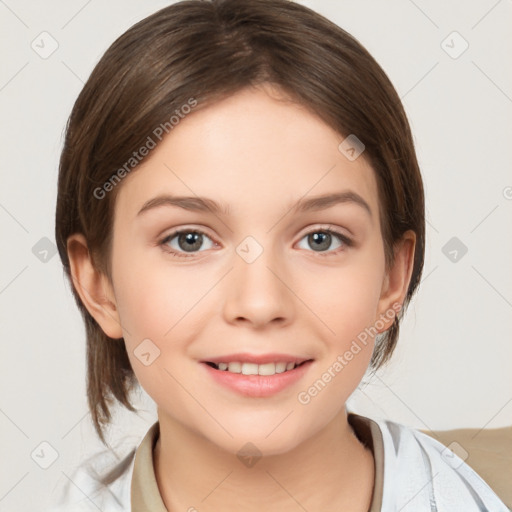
left=66, top=234, right=124, bottom=339
left=376, top=231, right=416, bottom=332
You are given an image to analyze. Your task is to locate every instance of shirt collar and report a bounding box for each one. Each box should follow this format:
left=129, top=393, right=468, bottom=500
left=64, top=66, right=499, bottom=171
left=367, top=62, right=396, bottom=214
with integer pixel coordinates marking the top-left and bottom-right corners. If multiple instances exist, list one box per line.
left=131, top=413, right=384, bottom=511
left=131, top=421, right=167, bottom=511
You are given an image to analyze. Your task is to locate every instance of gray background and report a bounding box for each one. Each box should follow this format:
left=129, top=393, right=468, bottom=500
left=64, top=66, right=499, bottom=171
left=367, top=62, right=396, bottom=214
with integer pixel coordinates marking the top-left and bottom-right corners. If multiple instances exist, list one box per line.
left=1, top=0, right=511, bottom=510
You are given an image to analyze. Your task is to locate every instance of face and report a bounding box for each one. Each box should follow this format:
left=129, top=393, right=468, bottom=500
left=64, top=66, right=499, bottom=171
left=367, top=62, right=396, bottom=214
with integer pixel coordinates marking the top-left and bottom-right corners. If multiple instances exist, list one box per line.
left=103, top=85, right=403, bottom=455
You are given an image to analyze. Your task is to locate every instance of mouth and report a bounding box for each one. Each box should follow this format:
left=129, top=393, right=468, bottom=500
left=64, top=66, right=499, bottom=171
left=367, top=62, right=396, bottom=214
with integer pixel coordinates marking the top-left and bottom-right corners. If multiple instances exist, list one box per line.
left=200, top=354, right=315, bottom=397
left=203, top=360, right=312, bottom=376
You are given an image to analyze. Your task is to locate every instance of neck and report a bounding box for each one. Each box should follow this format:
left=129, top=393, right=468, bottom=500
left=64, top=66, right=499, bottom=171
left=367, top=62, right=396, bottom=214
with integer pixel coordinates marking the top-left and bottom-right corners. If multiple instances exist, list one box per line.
left=154, top=408, right=375, bottom=512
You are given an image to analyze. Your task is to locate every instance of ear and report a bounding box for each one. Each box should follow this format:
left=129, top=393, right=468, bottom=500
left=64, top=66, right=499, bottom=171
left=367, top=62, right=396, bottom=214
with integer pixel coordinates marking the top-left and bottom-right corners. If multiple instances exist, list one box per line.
left=66, top=233, right=123, bottom=339
left=375, top=230, right=416, bottom=333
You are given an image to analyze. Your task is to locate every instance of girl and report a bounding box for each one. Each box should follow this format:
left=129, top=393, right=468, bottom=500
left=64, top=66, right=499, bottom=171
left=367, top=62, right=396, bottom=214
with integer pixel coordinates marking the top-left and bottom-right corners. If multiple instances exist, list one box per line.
left=51, top=0, right=508, bottom=510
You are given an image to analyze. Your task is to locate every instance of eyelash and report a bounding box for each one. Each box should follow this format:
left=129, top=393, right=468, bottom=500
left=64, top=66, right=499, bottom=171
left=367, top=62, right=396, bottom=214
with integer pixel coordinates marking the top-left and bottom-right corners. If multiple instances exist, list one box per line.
left=159, top=226, right=353, bottom=259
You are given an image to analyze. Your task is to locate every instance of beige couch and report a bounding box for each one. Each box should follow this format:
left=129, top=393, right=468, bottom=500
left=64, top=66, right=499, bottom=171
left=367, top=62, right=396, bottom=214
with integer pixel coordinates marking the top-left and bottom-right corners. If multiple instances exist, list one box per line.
left=421, top=426, right=512, bottom=509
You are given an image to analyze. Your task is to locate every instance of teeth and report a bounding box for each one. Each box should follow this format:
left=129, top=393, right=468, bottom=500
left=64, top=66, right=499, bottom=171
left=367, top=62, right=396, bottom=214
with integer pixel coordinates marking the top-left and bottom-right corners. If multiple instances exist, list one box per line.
left=275, top=362, right=287, bottom=373
left=242, top=363, right=259, bottom=375
left=258, top=363, right=276, bottom=376
left=212, top=361, right=300, bottom=375
left=228, top=362, right=242, bottom=373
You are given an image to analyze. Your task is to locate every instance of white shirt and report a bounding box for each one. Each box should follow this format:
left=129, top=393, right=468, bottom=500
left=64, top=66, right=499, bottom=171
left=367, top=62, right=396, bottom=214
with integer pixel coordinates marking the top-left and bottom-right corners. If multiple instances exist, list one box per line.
left=46, top=412, right=509, bottom=511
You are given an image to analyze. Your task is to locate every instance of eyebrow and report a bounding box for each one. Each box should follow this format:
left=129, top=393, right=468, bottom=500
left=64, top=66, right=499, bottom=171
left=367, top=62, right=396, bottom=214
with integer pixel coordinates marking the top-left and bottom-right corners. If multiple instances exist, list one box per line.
left=136, top=191, right=372, bottom=218
left=137, top=195, right=231, bottom=216
left=293, top=191, right=372, bottom=217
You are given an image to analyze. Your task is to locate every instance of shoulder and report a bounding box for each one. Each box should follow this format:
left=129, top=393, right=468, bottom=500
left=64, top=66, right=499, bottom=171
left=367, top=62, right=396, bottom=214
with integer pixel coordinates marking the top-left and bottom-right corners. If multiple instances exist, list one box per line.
left=45, top=441, right=136, bottom=512
left=371, top=416, right=510, bottom=511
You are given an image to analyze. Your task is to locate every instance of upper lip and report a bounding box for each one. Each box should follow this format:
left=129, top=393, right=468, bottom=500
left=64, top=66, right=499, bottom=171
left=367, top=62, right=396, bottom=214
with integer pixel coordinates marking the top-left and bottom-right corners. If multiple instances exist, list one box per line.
left=202, top=353, right=313, bottom=365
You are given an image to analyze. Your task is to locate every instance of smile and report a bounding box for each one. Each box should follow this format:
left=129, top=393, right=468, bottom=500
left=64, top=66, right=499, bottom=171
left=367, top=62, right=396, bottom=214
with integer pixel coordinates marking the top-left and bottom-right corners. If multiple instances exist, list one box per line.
left=201, top=355, right=314, bottom=397
left=205, top=361, right=308, bottom=375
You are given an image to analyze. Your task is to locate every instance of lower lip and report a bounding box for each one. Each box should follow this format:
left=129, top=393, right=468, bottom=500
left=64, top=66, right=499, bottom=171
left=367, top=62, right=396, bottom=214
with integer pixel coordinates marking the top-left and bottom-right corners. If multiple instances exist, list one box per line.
left=201, top=361, right=314, bottom=397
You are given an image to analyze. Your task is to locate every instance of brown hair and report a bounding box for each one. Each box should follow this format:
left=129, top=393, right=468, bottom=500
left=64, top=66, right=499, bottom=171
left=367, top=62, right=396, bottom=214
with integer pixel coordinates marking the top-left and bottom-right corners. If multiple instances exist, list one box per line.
left=55, top=0, right=425, bottom=444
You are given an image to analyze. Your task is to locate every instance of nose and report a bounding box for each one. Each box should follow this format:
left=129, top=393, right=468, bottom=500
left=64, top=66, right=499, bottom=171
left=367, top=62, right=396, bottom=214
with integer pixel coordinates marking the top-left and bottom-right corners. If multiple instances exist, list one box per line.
left=222, top=241, right=294, bottom=329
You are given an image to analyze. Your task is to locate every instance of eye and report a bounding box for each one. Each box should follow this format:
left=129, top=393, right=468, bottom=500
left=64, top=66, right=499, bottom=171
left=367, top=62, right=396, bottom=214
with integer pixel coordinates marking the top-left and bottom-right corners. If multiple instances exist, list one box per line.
left=160, top=228, right=216, bottom=257
left=296, top=227, right=352, bottom=254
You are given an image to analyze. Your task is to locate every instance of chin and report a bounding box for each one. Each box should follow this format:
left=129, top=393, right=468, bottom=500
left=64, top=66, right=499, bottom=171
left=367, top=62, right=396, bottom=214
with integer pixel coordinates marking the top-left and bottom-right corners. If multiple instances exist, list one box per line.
left=203, top=416, right=311, bottom=459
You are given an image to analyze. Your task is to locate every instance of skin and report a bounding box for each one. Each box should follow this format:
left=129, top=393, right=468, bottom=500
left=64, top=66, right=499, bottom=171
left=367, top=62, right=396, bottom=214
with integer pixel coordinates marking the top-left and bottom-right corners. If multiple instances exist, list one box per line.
left=68, top=84, right=415, bottom=511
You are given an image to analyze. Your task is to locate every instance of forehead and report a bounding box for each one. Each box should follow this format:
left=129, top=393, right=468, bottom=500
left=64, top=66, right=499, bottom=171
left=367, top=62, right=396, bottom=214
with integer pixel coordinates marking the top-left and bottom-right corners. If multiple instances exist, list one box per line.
left=114, top=85, right=380, bottom=223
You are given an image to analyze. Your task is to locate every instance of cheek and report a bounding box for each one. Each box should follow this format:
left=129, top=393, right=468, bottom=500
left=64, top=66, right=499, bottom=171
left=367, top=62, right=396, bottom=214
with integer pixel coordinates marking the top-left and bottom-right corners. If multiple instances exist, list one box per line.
left=296, top=252, right=385, bottom=345
left=112, top=244, right=195, bottom=340
left=110, top=246, right=216, bottom=385
left=110, top=254, right=192, bottom=407
left=294, top=261, right=382, bottom=422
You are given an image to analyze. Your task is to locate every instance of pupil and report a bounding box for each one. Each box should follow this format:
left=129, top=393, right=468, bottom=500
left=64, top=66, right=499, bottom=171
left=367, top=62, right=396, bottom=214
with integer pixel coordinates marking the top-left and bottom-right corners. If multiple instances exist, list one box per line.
left=179, top=232, right=202, bottom=252
left=309, top=232, right=330, bottom=251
